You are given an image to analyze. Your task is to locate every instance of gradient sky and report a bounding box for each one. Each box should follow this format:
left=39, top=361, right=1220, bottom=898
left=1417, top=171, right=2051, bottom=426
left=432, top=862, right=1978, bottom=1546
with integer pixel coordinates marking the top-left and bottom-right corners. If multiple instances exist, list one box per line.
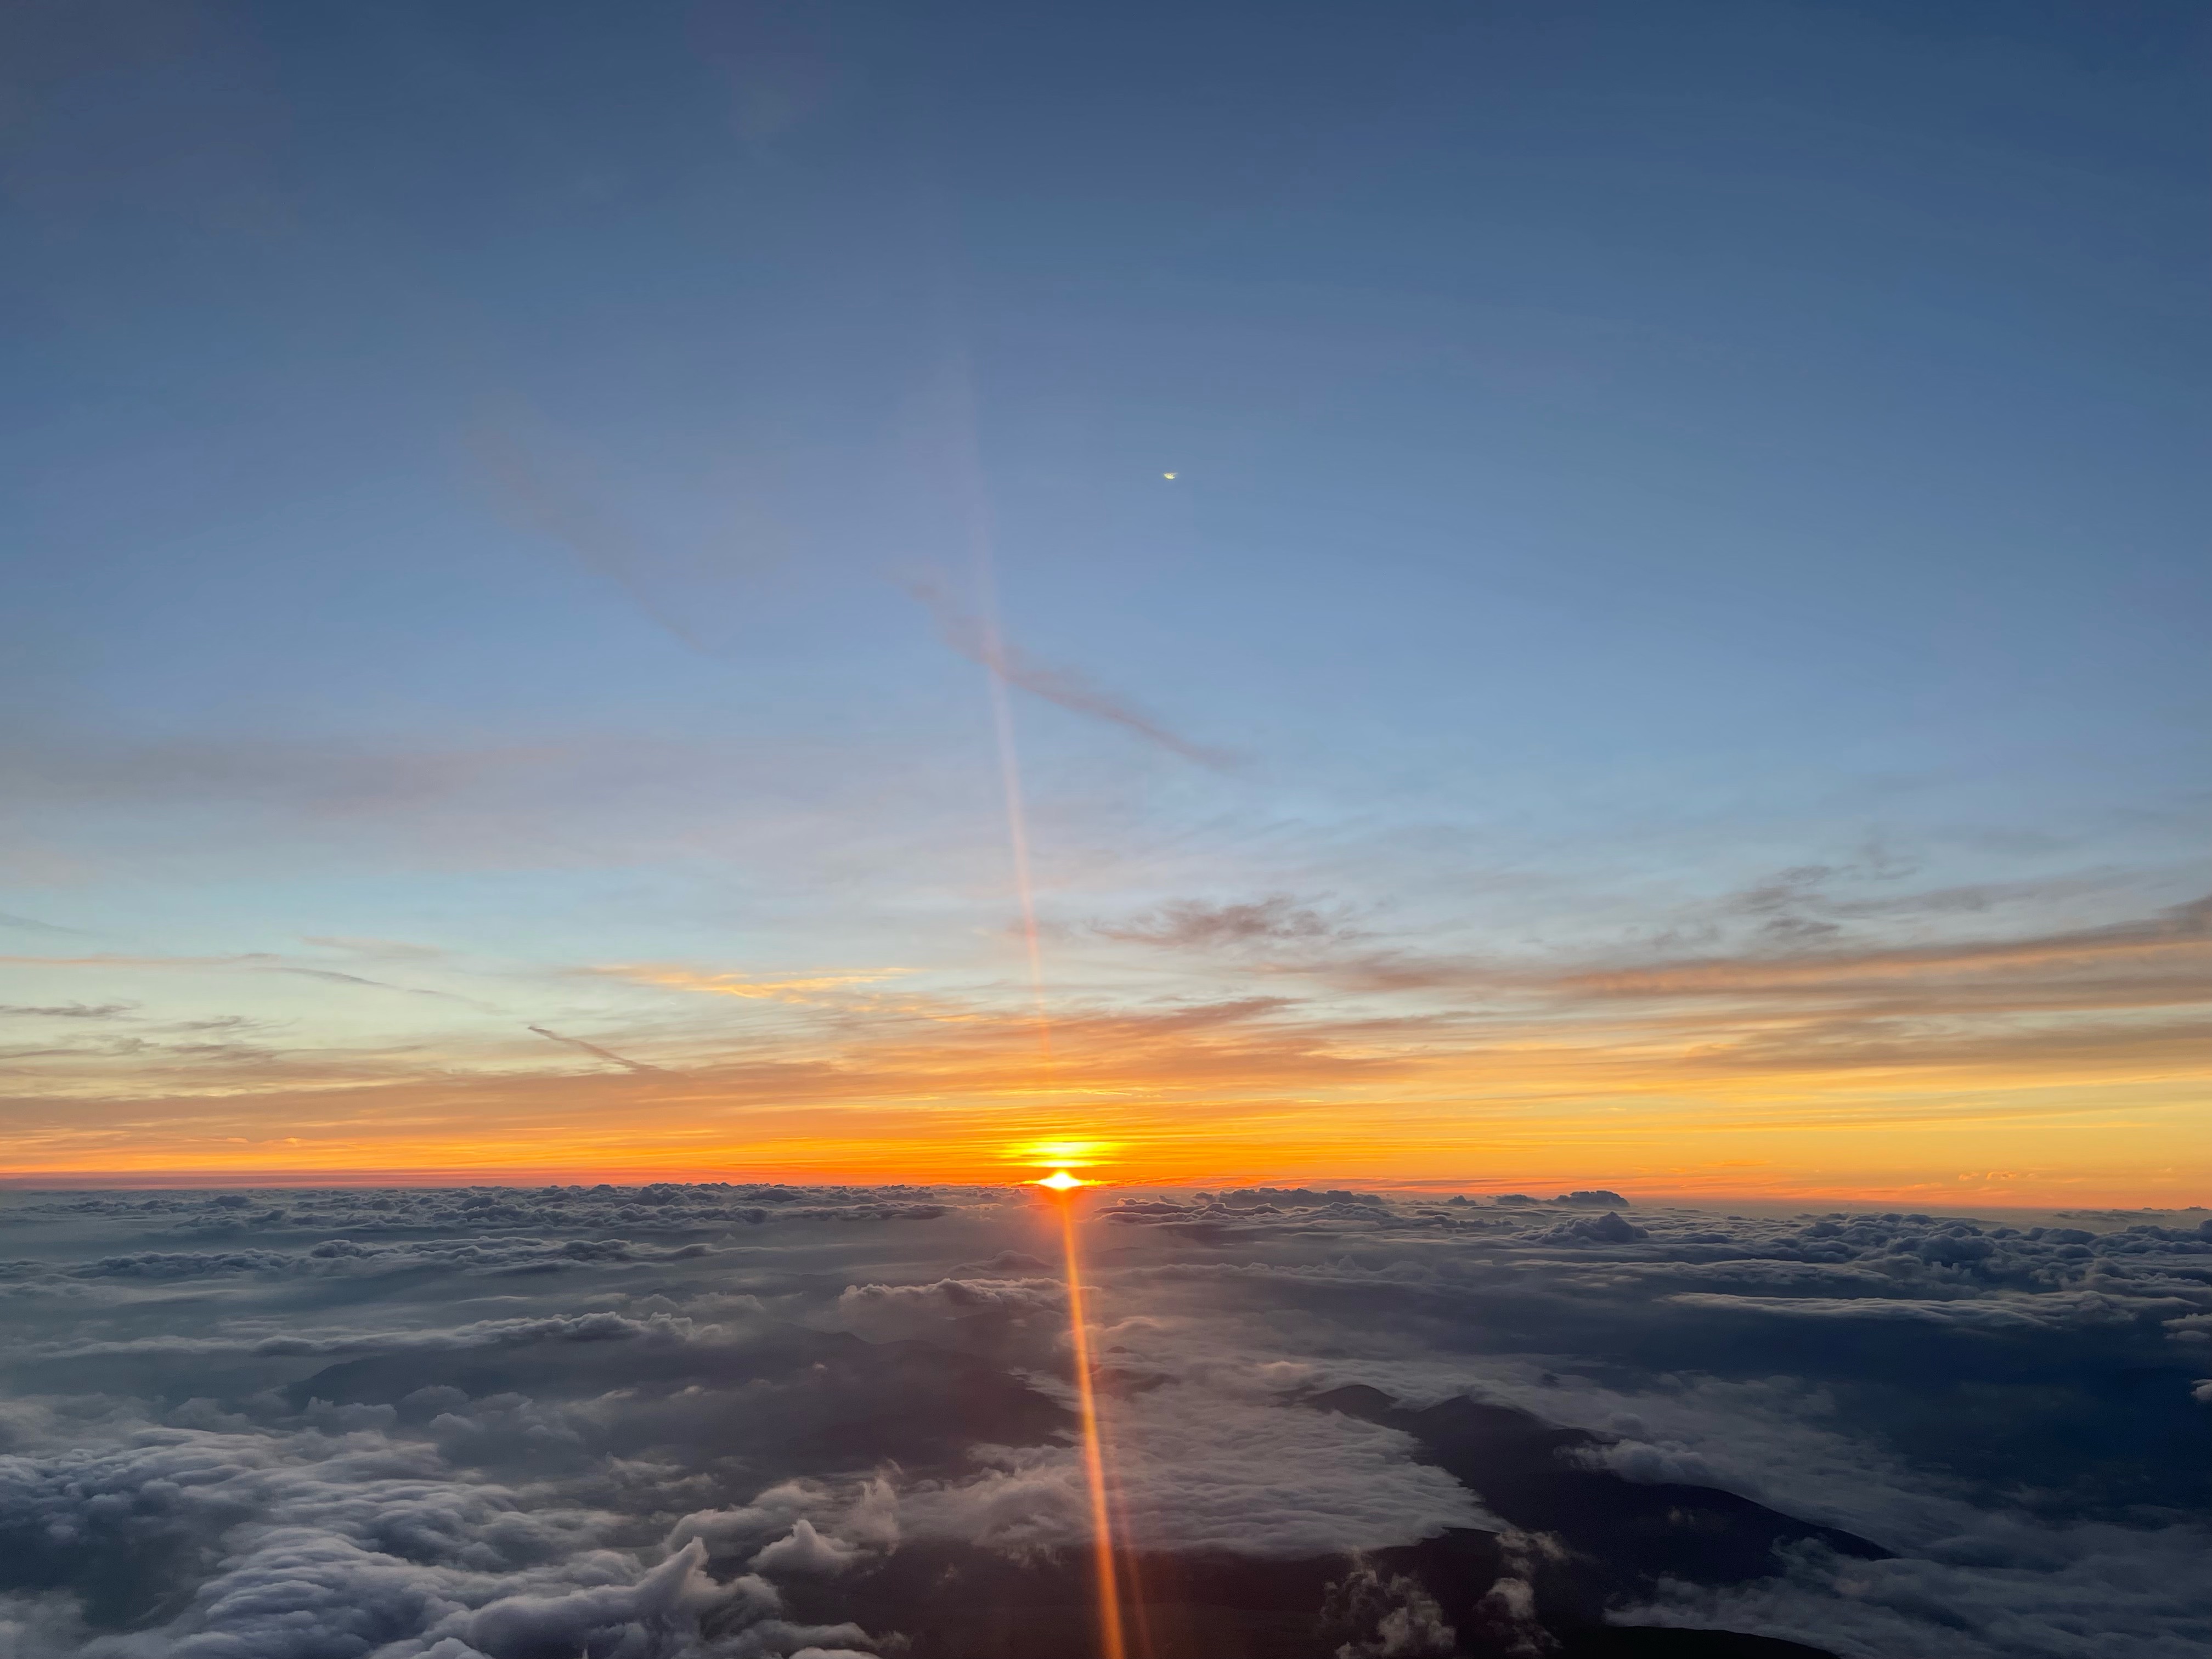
left=2, top=0, right=2206, bottom=1200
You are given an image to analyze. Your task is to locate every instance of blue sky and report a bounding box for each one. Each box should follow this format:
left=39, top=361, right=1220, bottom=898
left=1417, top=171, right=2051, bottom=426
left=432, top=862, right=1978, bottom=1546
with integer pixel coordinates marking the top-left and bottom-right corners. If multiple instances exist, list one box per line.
left=1, top=1, right=2205, bottom=1192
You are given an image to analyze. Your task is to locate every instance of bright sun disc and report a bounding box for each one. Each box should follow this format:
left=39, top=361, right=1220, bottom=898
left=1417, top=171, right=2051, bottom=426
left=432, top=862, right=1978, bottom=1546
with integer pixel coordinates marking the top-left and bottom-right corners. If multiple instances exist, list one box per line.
left=1036, top=1170, right=1085, bottom=1190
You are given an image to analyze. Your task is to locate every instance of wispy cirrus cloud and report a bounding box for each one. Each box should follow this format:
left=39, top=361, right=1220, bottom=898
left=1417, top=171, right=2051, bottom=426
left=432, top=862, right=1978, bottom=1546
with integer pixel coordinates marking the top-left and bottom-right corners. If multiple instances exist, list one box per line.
left=527, top=1024, right=661, bottom=1073
left=0, top=951, right=495, bottom=1009
left=0, top=910, right=85, bottom=935
left=0, top=977, right=2196, bottom=1197
left=3, top=899, right=2203, bottom=1197
left=1090, top=889, right=2212, bottom=1014
left=0, top=730, right=563, bottom=815
left=904, top=572, right=1235, bottom=769
left=466, top=420, right=731, bottom=656
left=300, top=936, right=448, bottom=962
left=1556, top=893, right=2211, bottom=1010
left=1092, top=895, right=1357, bottom=949
left=585, top=964, right=911, bottom=1004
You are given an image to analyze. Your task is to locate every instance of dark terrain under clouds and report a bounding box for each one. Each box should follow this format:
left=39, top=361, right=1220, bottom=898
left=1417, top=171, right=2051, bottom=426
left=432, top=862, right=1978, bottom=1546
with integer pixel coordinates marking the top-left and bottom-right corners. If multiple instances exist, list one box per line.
left=2, top=1186, right=2207, bottom=1658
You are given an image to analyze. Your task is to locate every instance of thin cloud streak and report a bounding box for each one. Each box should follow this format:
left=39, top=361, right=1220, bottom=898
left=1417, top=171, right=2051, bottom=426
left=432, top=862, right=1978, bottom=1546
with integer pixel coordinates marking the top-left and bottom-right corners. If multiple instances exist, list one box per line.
left=3, top=963, right=2200, bottom=1173
left=301, top=936, right=449, bottom=961
left=1559, top=894, right=2212, bottom=997
left=1090, top=891, right=2212, bottom=1018
left=466, top=421, right=723, bottom=655
left=527, top=1025, right=661, bottom=1073
left=904, top=573, right=1235, bottom=769
left=0, top=910, right=84, bottom=935
left=1, top=952, right=496, bottom=1009
left=5, top=897, right=2203, bottom=1198
left=584, top=964, right=909, bottom=1003
left=1093, top=895, right=1355, bottom=949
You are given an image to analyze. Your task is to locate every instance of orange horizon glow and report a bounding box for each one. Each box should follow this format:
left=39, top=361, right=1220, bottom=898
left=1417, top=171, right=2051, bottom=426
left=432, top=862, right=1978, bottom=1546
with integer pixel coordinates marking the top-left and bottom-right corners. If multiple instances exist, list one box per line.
left=1, top=1065, right=2200, bottom=1206
left=1, top=1046, right=2203, bottom=1202
left=1, top=1060, right=2204, bottom=1206
left=2, top=895, right=2203, bottom=1207
left=0, top=1154, right=2200, bottom=1212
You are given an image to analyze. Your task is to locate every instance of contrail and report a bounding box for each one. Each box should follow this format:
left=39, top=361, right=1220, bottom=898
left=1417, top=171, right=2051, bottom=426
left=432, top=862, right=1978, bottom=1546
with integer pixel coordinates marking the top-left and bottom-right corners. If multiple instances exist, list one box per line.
left=7, top=952, right=499, bottom=1012
left=479, top=407, right=1228, bottom=782
left=527, top=1024, right=659, bottom=1073
left=466, top=419, right=722, bottom=655
left=906, top=572, right=1234, bottom=771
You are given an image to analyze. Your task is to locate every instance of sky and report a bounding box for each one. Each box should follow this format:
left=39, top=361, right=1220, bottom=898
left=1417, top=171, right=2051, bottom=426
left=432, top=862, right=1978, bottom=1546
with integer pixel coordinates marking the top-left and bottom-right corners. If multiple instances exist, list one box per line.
left=1, top=0, right=2207, bottom=1199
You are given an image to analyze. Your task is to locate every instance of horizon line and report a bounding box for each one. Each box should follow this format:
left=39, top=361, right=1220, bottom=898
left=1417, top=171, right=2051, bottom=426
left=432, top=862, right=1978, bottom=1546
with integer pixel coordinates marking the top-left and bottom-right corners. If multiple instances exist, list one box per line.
left=0, top=1168, right=2199, bottom=1212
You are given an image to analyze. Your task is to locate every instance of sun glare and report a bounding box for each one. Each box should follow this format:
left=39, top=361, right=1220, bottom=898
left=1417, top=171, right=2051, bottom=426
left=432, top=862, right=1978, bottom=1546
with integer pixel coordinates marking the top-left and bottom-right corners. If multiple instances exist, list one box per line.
left=1009, top=1137, right=1113, bottom=1170
left=1035, top=1170, right=1085, bottom=1191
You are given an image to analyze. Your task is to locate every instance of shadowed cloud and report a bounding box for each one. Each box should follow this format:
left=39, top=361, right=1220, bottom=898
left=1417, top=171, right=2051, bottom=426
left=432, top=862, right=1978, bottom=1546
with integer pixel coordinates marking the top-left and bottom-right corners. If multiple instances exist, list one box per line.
left=1094, top=896, right=1357, bottom=949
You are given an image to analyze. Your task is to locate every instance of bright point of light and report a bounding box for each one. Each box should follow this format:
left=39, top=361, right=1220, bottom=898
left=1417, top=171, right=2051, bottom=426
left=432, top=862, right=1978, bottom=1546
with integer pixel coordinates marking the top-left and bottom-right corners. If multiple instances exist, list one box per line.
left=1162, top=472, right=1177, bottom=479
left=1036, top=1170, right=1085, bottom=1191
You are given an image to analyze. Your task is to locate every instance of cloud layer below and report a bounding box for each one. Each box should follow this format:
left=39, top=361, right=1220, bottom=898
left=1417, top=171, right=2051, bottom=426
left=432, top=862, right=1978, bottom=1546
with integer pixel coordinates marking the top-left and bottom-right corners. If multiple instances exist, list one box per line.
left=1, top=1182, right=2205, bottom=1657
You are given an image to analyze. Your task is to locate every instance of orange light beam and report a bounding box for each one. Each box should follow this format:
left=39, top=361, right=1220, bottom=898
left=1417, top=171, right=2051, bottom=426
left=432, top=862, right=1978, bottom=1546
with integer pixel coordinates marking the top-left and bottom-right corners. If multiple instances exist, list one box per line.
left=1054, top=1186, right=1128, bottom=1659
left=951, top=352, right=1112, bottom=1651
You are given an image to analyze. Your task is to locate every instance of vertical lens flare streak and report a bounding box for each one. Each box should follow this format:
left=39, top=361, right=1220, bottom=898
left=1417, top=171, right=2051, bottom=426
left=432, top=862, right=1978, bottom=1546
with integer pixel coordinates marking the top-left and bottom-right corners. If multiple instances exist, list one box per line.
left=950, top=346, right=1117, bottom=1653
left=1054, top=1188, right=1128, bottom=1659
left=941, top=348, right=1053, bottom=1065
left=984, top=635, right=1052, bottom=1062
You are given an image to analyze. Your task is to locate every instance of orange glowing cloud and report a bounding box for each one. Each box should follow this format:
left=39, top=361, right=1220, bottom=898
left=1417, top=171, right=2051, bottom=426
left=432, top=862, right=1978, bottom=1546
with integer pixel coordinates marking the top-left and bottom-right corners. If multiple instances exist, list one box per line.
left=585, top=964, right=911, bottom=1002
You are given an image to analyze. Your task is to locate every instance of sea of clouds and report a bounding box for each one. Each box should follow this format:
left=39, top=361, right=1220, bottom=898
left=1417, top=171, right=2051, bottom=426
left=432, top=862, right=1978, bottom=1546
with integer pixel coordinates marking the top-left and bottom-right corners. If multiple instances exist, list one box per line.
left=2, top=1182, right=2207, bottom=1658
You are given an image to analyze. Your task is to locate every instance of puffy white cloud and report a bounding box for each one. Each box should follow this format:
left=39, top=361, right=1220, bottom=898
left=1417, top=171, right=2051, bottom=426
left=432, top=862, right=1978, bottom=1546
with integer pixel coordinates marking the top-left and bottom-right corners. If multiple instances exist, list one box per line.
left=749, top=1520, right=861, bottom=1577
left=1324, top=1562, right=1458, bottom=1658
left=439, top=1538, right=716, bottom=1656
